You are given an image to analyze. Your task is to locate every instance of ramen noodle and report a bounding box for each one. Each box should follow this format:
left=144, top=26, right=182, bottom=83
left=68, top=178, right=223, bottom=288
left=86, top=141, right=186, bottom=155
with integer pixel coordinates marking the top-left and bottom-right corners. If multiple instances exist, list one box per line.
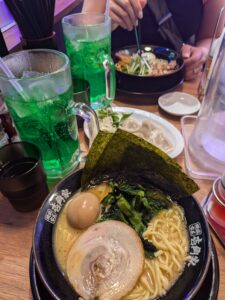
left=115, top=51, right=178, bottom=76
left=53, top=184, right=189, bottom=300
left=123, top=205, right=189, bottom=300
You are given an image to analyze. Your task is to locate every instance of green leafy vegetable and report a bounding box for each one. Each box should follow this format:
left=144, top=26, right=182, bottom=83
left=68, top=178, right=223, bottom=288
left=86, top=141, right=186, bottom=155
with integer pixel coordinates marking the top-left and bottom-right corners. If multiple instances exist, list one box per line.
left=120, top=113, right=133, bottom=124
left=97, top=108, right=132, bottom=129
left=117, top=195, right=145, bottom=234
left=98, top=205, right=128, bottom=224
left=97, top=180, right=173, bottom=258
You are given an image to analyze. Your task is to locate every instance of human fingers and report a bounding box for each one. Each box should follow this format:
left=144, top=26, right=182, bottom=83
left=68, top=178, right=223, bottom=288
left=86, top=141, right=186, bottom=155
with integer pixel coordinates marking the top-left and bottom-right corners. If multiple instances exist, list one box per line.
left=110, top=11, right=126, bottom=30
left=184, top=65, right=203, bottom=81
left=183, top=47, right=205, bottom=67
left=129, top=0, right=143, bottom=19
left=183, top=47, right=206, bottom=81
left=110, top=0, right=135, bottom=30
left=111, top=20, right=119, bottom=31
left=181, top=44, right=192, bottom=59
left=114, top=0, right=137, bottom=28
left=140, top=0, right=147, bottom=9
left=184, top=52, right=206, bottom=71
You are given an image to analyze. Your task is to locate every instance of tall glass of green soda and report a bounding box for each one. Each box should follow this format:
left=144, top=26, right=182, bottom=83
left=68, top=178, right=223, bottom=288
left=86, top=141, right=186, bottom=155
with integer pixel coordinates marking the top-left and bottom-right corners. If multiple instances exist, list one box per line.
left=62, top=13, right=115, bottom=109
left=0, top=49, right=99, bottom=180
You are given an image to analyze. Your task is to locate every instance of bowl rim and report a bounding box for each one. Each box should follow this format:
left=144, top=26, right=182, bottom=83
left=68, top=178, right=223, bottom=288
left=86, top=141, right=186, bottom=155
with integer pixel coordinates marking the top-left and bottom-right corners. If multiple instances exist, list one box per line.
left=32, top=168, right=212, bottom=300
left=32, top=169, right=82, bottom=300
left=113, top=44, right=184, bottom=79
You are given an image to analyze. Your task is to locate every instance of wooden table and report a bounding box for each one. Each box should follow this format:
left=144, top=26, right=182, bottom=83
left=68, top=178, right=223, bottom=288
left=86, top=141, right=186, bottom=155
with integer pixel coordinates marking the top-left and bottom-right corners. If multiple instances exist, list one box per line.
left=0, top=80, right=224, bottom=300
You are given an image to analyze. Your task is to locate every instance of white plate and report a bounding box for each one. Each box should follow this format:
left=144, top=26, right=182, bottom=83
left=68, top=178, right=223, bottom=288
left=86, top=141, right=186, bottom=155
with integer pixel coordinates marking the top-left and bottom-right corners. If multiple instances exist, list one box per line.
left=158, top=92, right=201, bottom=116
left=84, top=107, right=184, bottom=159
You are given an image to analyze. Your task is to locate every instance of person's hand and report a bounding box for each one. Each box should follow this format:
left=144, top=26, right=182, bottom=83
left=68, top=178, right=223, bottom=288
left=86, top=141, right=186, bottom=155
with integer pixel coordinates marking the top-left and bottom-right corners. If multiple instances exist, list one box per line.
left=182, top=44, right=208, bottom=81
left=110, top=0, right=147, bottom=31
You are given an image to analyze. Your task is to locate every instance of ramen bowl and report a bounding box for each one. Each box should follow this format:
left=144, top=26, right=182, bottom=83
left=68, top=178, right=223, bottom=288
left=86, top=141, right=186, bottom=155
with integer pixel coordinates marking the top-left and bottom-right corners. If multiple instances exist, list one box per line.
left=33, top=168, right=211, bottom=300
left=112, top=45, right=184, bottom=95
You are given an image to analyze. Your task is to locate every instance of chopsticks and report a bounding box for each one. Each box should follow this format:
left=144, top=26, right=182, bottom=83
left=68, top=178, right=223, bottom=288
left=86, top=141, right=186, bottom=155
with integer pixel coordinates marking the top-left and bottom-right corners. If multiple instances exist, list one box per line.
left=134, top=21, right=142, bottom=56
left=134, top=22, right=151, bottom=72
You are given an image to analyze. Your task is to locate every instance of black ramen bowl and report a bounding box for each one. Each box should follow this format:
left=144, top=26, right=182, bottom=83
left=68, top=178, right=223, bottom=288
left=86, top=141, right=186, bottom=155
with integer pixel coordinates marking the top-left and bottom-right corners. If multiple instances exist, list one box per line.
left=112, top=45, right=184, bottom=94
left=33, top=169, right=211, bottom=300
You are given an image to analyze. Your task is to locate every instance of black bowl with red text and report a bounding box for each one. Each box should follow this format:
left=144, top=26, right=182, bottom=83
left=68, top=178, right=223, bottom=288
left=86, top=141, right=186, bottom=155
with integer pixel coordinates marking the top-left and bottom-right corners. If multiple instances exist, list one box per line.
left=33, top=168, right=211, bottom=300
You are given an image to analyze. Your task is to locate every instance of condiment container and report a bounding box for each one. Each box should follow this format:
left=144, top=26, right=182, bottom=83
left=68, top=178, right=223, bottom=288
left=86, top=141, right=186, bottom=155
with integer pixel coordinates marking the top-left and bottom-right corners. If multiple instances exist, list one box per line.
left=207, top=172, right=225, bottom=227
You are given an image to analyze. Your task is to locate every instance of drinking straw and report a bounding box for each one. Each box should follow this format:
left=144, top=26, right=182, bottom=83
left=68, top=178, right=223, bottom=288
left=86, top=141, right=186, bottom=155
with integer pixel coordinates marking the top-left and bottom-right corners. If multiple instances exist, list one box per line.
left=105, top=0, right=110, bottom=15
left=5, top=0, right=55, bottom=39
left=0, top=57, right=29, bottom=101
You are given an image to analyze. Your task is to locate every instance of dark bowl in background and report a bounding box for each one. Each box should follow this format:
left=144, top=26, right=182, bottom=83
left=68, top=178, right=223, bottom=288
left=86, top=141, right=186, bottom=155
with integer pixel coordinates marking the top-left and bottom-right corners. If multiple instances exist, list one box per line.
left=112, top=45, right=184, bottom=94
left=33, top=169, right=211, bottom=300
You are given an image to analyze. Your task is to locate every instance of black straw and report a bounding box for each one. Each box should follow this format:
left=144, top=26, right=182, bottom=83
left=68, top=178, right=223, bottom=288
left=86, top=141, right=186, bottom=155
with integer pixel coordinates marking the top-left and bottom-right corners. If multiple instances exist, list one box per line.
left=5, top=0, right=56, bottom=39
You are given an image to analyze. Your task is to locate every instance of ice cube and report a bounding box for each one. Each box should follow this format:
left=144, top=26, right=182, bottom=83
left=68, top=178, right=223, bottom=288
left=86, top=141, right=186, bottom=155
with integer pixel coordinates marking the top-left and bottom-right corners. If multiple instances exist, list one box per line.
left=27, top=78, right=59, bottom=101
left=12, top=78, right=59, bottom=118
left=12, top=100, right=34, bottom=118
left=12, top=95, right=52, bottom=122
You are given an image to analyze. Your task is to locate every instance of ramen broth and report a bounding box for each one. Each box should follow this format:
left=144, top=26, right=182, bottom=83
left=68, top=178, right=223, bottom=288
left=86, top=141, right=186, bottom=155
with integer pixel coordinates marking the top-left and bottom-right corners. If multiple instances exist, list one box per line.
left=53, top=183, right=189, bottom=299
left=53, top=183, right=111, bottom=273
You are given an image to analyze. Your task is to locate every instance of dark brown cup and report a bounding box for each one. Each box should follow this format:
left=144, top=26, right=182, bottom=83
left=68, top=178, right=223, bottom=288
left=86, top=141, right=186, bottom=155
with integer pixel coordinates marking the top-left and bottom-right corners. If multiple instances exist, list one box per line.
left=0, top=142, right=49, bottom=212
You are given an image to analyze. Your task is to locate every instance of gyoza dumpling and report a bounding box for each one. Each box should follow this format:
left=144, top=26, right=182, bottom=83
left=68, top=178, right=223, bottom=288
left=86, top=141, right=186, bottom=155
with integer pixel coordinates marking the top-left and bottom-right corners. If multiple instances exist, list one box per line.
left=154, top=132, right=173, bottom=152
left=121, top=117, right=142, bottom=133
left=138, top=120, right=158, bottom=139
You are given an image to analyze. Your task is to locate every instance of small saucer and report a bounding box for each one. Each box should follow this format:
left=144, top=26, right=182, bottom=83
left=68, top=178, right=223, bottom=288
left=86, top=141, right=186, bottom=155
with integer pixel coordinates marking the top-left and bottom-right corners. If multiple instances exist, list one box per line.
left=158, top=92, right=201, bottom=116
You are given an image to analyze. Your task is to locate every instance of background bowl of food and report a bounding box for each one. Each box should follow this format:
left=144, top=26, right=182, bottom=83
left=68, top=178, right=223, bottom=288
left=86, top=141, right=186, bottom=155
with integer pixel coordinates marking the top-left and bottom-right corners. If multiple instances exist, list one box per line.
left=33, top=130, right=210, bottom=300
left=112, top=45, right=184, bottom=95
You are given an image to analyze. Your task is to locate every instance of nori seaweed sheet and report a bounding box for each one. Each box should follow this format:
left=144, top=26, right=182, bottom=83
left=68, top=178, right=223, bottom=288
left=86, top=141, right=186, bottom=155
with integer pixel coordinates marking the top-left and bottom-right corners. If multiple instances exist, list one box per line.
left=82, top=130, right=113, bottom=183
left=81, top=129, right=199, bottom=197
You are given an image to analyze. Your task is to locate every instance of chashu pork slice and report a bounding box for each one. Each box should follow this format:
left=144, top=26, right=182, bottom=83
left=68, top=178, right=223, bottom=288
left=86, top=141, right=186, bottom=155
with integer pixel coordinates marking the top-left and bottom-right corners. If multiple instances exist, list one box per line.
left=66, top=220, right=144, bottom=300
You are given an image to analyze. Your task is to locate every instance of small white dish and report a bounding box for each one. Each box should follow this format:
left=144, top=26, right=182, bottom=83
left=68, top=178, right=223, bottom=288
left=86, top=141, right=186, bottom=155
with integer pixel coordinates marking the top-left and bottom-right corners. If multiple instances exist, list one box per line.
left=158, top=92, right=201, bottom=116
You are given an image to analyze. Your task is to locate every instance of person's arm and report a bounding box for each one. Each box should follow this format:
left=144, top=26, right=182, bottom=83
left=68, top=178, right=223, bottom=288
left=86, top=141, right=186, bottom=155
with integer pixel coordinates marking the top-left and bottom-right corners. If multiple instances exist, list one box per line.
left=195, top=0, right=225, bottom=55
left=82, top=0, right=106, bottom=13
left=82, top=0, right=147, bottom=31
left=182, top=0, right=225, bottom=81
left=197, top=0, right=225, bottom=41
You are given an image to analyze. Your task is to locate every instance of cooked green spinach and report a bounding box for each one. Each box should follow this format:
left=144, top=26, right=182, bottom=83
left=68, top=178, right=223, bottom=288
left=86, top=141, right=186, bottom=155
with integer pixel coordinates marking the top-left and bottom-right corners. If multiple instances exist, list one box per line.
left=98, top=180, right=172, bottom=258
